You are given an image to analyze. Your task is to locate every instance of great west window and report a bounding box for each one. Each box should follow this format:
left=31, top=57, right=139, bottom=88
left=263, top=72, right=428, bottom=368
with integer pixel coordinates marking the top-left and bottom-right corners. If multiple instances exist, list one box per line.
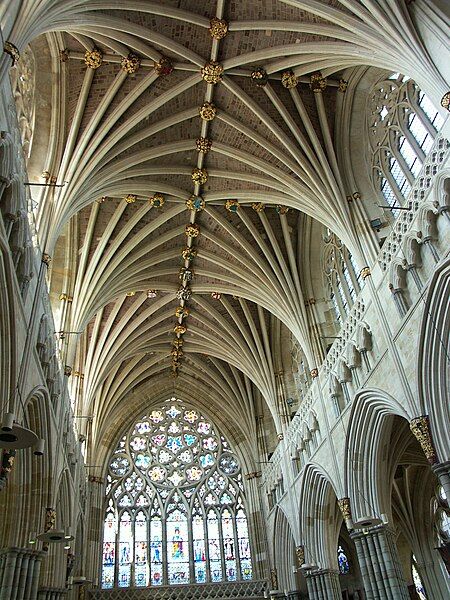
left=101, top=399, right=252, bottom=588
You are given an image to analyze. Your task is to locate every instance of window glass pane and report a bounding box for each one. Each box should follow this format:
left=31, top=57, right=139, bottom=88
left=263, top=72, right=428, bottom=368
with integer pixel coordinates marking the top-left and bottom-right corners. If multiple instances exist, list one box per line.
left=336, top=277, right=348, bottom=314
left=134, top=511, right=148, bottom=586
left=389, top=157, right=411, bottom=198
left=348, top=253, right=361, bottom=284
left=193, top=515, right=207, bottom=583
left=342, top=265, right=356, bottom=302
left=337, top=545, right=350, bottom=574
left=419, top=92, right=444, bottom=130
left=222, top=509, right=237, bottom=581
left=398, top=136, right=422, bottom=177
left=330, top=293, right=341, bottom=322
left=101, top=399, right=252, bottom=588
left=150, top=515, right=163, bottom=585
left=369, top=77, right=443, bottom=218
left=208, top=510, right=222, bottom=582
left=407, top=114, right=433, bottom=154
left=236, top=508, right=252, bottom=580
left=412, top=558, right=427, bottom=600
left=102, top=507, right=116, bottom=589
left=167, top=509, right=190, bottom=584
left=118, top=512, right=132, bottom=587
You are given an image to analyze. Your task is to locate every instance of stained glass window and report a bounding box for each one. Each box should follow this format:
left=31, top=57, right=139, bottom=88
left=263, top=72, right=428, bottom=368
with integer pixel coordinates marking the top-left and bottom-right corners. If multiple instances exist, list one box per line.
left=101, top=399, right=252, bottom=588
left=337, top=545, right=350, bottom=575
left=411, top=556, right=427, bottom=600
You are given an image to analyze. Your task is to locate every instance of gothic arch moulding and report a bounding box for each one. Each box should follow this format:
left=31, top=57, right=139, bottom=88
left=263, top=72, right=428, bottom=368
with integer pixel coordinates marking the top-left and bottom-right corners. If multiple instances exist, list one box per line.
left=417, top=256, right=450, bottom=460
left=344, top=388, right=410, bottom=521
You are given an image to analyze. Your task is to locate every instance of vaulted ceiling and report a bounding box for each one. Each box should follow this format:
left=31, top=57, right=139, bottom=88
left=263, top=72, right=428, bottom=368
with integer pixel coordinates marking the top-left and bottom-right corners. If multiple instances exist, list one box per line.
left=6, top=0, right=447, bottom=454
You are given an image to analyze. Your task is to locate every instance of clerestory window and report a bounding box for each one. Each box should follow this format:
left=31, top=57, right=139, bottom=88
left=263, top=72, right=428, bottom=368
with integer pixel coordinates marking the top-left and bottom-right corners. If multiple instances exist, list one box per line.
left=101, top=399, right=252, bottom=588
left=368, top=73, right=444, bottom=218
left=323, top=232, right=361, bottom=321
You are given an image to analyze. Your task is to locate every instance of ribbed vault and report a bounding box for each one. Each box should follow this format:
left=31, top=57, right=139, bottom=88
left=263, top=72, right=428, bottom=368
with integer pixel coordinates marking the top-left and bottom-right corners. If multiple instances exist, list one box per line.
left=3, top=0, right=448, bottom=445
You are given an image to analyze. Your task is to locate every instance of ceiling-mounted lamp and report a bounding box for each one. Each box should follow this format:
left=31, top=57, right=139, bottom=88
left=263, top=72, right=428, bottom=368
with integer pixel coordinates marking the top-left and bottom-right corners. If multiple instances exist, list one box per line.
left=352, top=516, right=382, bottom=530
left=34, top=438, right=45, bottom=456
left=1, top=412, right=14, bottom=431
left=72, top=576, right=90, bottom=586
left=300, top=563, right=319, bottom=572
left=37, top=529, right=66, bottom=543
left=37, top=524, right=73, bottom=545
left=0, top=412, right=39, bottom=450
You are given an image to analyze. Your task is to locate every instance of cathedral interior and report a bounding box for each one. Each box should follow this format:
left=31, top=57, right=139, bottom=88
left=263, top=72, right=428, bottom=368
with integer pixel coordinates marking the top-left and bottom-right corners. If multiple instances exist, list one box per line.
left=0, top=1, right=449, bottom=599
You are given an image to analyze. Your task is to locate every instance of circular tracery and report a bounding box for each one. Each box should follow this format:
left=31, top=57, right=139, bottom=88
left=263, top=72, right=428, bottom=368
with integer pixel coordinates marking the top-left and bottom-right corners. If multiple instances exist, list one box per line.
left=113, top=404, right=227, bottom=489
left=103, top=399, right=252, bottom=589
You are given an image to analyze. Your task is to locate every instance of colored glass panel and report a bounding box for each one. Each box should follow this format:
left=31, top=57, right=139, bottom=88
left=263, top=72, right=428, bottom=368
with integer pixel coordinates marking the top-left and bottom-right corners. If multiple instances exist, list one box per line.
left=102, top=399, right=252, bottom=588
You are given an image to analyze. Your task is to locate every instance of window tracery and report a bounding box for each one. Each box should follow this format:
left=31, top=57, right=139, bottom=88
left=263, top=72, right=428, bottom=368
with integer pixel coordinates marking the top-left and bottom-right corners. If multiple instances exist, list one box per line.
left=368, top=74, right=444, bottom=217
left=101, top=399, right=252, bottom=588
left=323, top=232, right=360, bottom=321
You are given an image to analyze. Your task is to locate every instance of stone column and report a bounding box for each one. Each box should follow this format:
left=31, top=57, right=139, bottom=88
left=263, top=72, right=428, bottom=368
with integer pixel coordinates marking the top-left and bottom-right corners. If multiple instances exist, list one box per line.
left=350, top=525, right=409, bottom=599
left=0, top=548, right=44, bottom=600
left=85, top=476, right=104, bottom=588
left=304, top=569, right=340, bottom=600
left=422, top=237, right=440, bottom=263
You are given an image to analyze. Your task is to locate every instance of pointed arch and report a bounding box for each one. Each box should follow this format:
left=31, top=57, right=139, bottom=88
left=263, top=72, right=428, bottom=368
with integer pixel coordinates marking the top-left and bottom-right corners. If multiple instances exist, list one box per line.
left=417, top=256, right=450, bottom=460
left=344, top=388, right=410, bottom=520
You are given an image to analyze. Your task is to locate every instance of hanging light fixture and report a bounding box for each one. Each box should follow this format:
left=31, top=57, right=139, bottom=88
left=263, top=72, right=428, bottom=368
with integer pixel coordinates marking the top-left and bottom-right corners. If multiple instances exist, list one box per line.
left=0, top=412, right=39, bottom=449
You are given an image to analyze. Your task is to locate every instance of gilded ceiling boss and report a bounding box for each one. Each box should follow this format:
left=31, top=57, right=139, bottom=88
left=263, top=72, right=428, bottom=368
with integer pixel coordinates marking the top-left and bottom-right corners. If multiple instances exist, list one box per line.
left=0, top=1, right=449, bottom=599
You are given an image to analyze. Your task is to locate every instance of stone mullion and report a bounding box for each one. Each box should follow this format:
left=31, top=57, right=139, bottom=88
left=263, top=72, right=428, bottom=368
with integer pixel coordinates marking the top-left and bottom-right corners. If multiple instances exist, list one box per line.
left=203, top=514, right=211, bottom=583
left=147, top=515, right=151, bottom=586
left=162, top=517, right=168, bottom=585
left=188, top=513, right=195, bottom=584
left=130, top=513, right=135, bottom=587
left=217, top=510, right=226, bottom=581
left=114, top=513, right=120, bottom=587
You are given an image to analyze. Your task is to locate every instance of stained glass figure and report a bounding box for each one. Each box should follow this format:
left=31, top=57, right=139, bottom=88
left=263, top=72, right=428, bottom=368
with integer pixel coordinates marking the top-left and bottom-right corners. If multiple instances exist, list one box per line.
left=412, top=557, right=427, bottom=600
left=237, top=508, right=252, bottom=579
left=134, top=511, right=148, bottom=586
left=101, top=503, right=116, bottom=589
left=337, top=545, right=350, bottom=574
left=118, top=512, right=132, bottom=587
left=208, top=510, right=222, bottom=582
left=193, top=514, right=206, bottom=583
left=222, top=509, right=237, bottom=581
left=101, top=398, right=252, bottom=588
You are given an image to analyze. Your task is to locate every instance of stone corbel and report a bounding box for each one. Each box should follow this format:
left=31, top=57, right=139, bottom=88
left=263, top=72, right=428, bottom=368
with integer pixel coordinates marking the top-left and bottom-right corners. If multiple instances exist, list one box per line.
left=410, top=415, right=438, bottom=464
